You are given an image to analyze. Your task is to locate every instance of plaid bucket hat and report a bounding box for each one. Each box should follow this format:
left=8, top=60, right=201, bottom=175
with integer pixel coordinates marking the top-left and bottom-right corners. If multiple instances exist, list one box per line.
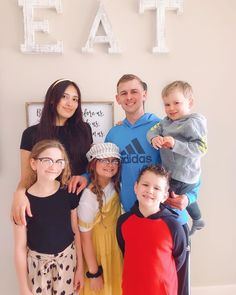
left=86, top=143, right=120, bottom=162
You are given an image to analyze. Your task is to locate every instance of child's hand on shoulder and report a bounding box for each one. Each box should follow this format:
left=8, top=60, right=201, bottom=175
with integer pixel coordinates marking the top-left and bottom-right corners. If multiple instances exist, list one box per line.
left=151, top=136, right=164, bottom=149
left=90, top=276, right=104, bottom=292
left=74, top=267, right=84, bottom=292
left=68, top=175, right=88, bottom=195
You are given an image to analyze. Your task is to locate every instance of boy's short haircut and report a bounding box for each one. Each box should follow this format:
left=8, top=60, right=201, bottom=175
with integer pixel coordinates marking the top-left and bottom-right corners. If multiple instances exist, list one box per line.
left=137, top=164, right=170, bottom=192
left=162, top=80, right=193, bottom=100
left=116, top=74, right=145, bottom=92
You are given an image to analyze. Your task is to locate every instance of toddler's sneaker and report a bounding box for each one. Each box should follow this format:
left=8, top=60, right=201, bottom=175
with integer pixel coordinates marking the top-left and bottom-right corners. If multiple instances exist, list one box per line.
left=189, top=219, right=205, bottom=236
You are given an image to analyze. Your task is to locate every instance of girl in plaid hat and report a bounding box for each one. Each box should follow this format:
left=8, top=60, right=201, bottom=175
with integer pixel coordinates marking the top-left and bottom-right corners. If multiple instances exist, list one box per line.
left=78, top=142, right=123, bottom=295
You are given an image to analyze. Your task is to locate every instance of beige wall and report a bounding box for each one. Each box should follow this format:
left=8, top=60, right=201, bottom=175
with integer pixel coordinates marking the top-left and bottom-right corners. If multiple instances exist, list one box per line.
left=1, top=0, right=235, bottom=293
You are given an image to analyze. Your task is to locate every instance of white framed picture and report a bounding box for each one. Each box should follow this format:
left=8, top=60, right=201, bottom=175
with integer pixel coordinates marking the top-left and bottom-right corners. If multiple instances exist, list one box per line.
left=26, top=101, right=114, bottom=143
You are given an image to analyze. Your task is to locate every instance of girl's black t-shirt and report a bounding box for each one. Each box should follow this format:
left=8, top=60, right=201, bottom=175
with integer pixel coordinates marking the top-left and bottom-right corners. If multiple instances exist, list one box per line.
left=26, top=188, right=80, bottom=254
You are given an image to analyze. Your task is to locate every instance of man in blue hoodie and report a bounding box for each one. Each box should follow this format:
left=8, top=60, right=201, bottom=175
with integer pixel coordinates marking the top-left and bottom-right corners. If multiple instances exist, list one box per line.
left=105, top=74, right=200, bottom=295
left=106, top=74, right=161, bottom=212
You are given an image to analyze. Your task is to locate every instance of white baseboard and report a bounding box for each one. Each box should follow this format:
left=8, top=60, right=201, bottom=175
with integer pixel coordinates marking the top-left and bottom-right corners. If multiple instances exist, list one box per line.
left=191, top=285, right=236, bottom=295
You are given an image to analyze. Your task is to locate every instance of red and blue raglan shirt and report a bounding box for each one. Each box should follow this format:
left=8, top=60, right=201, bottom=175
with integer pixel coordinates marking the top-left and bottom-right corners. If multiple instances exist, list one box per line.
left=116, top=203, right=186, bottom=295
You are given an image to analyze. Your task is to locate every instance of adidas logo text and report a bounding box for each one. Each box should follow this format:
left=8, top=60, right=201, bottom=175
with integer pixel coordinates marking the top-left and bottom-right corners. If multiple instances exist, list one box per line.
left=122, top=154, right=152, bottom=164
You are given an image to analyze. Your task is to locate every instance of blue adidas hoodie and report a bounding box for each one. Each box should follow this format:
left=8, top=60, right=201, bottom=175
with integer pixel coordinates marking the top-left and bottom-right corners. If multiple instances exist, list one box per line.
left=105, top=113, right=161, bottom=210
left=105, top=113, right=200, bottom=225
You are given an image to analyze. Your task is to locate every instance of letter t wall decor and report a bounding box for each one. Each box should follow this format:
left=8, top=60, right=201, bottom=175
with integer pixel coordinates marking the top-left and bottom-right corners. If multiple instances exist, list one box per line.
left=139, top=0, right=184, bottom=53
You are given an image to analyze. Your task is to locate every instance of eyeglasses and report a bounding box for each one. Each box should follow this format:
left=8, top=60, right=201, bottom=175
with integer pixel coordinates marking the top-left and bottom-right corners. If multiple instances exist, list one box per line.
left=98, top=159, right=120, bottom=166
left=35, top=157, right=66, bottom=169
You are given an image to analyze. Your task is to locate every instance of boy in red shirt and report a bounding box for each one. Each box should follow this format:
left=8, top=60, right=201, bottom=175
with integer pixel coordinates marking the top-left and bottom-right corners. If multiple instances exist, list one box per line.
left=116, top=165, right=186, bottom=295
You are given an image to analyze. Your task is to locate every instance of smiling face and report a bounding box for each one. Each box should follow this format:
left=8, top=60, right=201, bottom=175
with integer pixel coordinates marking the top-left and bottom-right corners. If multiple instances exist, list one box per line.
left=31, top=147, right=65, bottom=182
left=56, top=84, right=79, bottom=125
left=95, top=157, right=119, bottom=181
left=163, top=90, right=193, bottom=121
left=116, top=79, right=147, bottom=119
left=134, top=170, right=168, bottom=214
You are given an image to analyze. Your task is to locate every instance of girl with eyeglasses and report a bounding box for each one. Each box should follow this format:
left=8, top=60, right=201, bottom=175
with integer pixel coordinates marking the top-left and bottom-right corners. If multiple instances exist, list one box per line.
left=13, top=139, right=84, bottom=295
left=12, top=79, right=93, bottom=225
left=78, top=142, right=123, bottom=295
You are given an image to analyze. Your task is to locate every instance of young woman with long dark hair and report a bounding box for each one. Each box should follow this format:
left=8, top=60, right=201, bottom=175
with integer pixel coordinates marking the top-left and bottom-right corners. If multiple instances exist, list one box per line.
left=12, top=79, right=93, bottom=225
